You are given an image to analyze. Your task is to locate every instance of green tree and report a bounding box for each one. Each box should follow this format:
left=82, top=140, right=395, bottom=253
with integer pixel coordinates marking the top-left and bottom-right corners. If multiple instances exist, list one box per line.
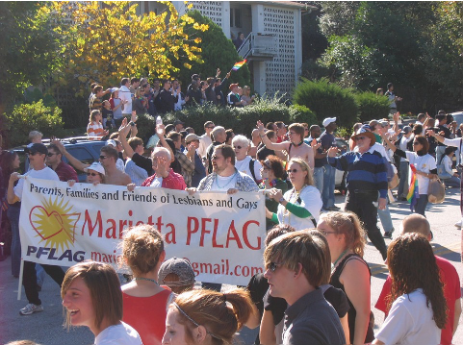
left=319, top=2, right=360, bottom=37
left=174, top=10, right=250, bottom=92
left=0, top=2, right=59, bottom=108
left=44, top=1, right=208, bottom=97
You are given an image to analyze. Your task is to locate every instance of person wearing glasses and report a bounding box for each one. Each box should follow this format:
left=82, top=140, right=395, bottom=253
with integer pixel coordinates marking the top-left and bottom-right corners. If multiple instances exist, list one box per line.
left=7, top=143, right=65, bottom=316
left=232, top=135, right=262, bottom=185
left=53, top=140, right=131, bottom=186
left=259, top=155, right=288, bottom=229
left=263, top=231, right=345, bottom=345
left=46, top=144, right=78, bottom=182
left=382, top=133, right=437, bottom=217
left=327, top=125, right=389, bottom=261
left=266, top=158, right=322, bottom=230
left=317, top=211, right=374, bottom=345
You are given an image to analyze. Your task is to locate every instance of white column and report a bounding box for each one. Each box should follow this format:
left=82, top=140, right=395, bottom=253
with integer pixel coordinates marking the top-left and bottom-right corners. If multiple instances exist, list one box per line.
left=251, top=3, right=266, bottom=95
left=294, top=8, right=302, bottom=88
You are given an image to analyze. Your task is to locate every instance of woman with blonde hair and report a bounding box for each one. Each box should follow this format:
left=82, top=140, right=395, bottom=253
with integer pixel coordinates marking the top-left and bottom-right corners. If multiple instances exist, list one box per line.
left=61, top=261, right=142, bottom=345
left=266, top=158, right=322, bottom=230
left=162, top=288, right=255, bottom=345
left=318, top=211, right=374, bottom=345
left=121, top=225, right=173, bottom=345
left=87, top=110, right=108, bottom=138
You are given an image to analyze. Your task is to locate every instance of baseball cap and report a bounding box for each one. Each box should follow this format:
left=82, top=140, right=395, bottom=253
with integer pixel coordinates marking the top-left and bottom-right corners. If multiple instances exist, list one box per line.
left=322, top=117, right=337, bottom=127
left=24, top=143, right=48, bottom=155
left=185, top=134, right=200, bottom=144
left=106, top=139, right=117, bottom=147
left=191, top=74, right=200, bottom=80
left=380, top=120, right=389, bottom=127
left=402, top=126, right=412, bottom=134
left=173, top=119, right=185, bottom=126
left=158, top=257, right=195, bottom=287
left=84, top=162, right=105, bottom=175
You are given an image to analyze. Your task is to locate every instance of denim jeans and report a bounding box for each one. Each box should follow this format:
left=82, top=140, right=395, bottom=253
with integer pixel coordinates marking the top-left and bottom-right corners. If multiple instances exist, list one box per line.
left=322, top=164, right=336, bottom=209
left=414, top=194, right=429, bottom=216
left=313, top=167, right=324, bottom=194
left=398, top=161, right=409, bottom=198
left=7, top=205, right=21, bottom=277
left=378, top=195, right=394, bottom=233
left=436, top=146, right=446, bottom=167
left=441, top=175, right=461, bottom=188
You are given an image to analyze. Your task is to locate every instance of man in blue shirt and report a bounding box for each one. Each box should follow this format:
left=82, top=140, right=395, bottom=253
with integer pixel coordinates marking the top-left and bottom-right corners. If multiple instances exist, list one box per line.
left=327, top=125, right=388, bottom=261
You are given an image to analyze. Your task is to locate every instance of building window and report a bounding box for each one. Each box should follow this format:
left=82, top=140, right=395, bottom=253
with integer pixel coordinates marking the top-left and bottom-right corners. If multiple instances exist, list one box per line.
left=230, top=8, right=242, bottom=28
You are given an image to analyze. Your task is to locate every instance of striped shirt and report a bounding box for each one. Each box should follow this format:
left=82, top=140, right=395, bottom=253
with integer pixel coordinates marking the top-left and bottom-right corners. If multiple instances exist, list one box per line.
left=328, top=146, right=388, bottom=198
left=87, top=122, right=105, bottom=138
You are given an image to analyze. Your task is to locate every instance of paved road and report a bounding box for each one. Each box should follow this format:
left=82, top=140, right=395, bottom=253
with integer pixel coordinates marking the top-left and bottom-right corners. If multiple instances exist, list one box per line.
left=0, top=188, right=462, bottom=344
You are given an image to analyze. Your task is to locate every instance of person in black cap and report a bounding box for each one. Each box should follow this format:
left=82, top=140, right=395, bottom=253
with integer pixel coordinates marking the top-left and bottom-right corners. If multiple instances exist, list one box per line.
left=7, top=143, right=65, bottom=315
left=186, top=74, right=203, bottom=106
left=173, top=119, right=184, bottom=133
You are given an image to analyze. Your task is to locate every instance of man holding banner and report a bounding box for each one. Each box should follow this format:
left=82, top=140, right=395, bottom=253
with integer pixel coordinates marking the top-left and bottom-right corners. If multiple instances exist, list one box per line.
left=7, top=143, right=65, bottom=316
left=188, top=144, right=259, bottom=291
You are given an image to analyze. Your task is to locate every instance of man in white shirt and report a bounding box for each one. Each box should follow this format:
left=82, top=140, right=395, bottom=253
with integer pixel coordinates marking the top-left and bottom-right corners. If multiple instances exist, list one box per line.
left=119, top=77, right=133, bottom=116
left=197, top=121, right=215, bottom=160
left=398, top=126, right=413, bottom=200
left=7, top=143, right=65, bottom=316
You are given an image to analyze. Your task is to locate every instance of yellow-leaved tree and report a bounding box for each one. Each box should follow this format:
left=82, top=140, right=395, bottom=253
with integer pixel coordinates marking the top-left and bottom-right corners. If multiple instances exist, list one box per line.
left=43, top=1, right=208, bottom=96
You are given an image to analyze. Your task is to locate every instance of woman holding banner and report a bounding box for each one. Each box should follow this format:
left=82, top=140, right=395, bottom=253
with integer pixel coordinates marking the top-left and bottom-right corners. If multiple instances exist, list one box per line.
left=265, top=158, right=322, bottom=230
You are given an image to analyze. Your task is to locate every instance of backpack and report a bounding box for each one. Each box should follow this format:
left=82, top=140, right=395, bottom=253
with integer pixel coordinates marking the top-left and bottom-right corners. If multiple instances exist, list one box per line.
left=248, top=158, right=259, bottom=184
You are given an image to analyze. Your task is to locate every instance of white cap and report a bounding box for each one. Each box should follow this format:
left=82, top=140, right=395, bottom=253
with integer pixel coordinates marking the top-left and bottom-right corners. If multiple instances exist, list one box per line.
left=322, top=117, right=337, bottom=127
left=106, top=139, right=117, bottom=147
left=111, top=87, right=119, bottom=93
left=84, top=162, right=105, bottom=175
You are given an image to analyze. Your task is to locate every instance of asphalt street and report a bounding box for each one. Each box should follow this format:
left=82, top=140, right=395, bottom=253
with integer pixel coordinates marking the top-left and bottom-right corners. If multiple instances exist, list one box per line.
left=0, top=187, right=462, bottom=345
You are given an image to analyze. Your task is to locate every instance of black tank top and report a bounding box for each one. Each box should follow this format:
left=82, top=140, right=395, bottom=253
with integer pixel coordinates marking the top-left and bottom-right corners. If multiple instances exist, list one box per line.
left=330, top=253, right=374, bottom=344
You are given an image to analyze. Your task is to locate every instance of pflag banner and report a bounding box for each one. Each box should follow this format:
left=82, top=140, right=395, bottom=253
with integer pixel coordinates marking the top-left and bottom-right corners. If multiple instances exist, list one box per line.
left=19, top=177, right=266, bottom=286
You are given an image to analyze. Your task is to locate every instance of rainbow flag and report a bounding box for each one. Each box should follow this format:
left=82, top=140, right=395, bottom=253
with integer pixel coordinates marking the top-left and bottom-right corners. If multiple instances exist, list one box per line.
left=407, top=164, right=419, bottom=212
left=232, top=59, right=247, bottom=71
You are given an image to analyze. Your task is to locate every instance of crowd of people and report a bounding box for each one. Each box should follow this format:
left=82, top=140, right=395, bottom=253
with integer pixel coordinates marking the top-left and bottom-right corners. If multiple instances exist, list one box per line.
left=86, top=72, right=255, bottom=134
left=0, top=80, right=463, bottom=345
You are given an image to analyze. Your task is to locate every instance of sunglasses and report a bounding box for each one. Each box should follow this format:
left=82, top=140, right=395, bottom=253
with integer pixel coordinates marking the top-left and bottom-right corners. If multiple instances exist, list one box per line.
left=356, top=136, right=367, bottom=141
left=99, top=155, right=107, bottom=160
left=47, top=152, right=56, bottom=157
left=286, top=169, right=300, bottom=174
left=142, top=84, right=148, bottom=88
left=87, top=172, right=99, bottom=176
left=233, top=146, right=243, bottom=150
left=27, top=152, right=41, bottom=156
left=267, top=262, right=282, bottom=272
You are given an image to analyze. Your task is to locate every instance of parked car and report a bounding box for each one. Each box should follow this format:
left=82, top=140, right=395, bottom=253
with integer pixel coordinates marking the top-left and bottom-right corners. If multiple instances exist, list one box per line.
left=12, top=137, right=106, bottom=182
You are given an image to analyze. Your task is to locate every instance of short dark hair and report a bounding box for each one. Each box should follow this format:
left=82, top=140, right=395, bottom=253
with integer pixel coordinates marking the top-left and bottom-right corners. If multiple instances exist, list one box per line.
left=100, top=146, right=119, bottom=161
left=225, top=129, right=234, bottom=143
left=130, top=77, right=140, bottom=84
left=165, top=124, right=175, bottom=134
left=127, top=137, right=144, bottom=151
left=415, top=135, right=429, bottom=155
left=120, top=78, right=129, bottom=86
left=262, top=155, right=285, bottom=180
left=436, top=114, right=446, bottom=122
left=275, top=121, right=285, bottom=129
left=204, top=121, right=214, bottom=129
left=167, top=132, right=181, bottom=142
left=214, top=144, right=235, bottom=165
left=47, top=143, right=62, bottom=156
left=93, top=85, right=103, bottom=94
left=265, top=130, right=276, bottom=140
left=387, top=82, right=393, bottom=89
left=265, top=122, right=275, bottom=130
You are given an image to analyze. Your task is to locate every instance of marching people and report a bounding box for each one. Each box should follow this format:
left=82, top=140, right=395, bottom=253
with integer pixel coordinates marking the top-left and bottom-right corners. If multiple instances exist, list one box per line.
left=62, top=262, right=142, bottom=345
left=318, top=212, right=375, bottom=344
left=266, top=158, right=322, bottom=230
left=121, top=225, right=173, bottom=345
left=7, top=143, right=65, bottom=315
left=327, top=125, right=389, bottom=260
left=375, top=214, right=462, bottom=345
left=372, top=233, right=447, bottom=345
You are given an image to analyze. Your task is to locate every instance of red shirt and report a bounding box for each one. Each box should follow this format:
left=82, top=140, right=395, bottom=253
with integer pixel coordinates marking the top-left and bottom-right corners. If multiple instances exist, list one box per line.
left=375, top=255, right=461, bottom=345
left=54, top=161, right=78, bottom=182
left=122, top=289, right=172, bottom=345
left=142, top=169, right=186, bottom=190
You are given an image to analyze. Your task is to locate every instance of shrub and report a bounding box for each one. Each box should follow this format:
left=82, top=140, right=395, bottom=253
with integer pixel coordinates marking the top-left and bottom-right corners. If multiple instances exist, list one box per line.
left=160, top=97, right=318, bottom=137
left=293, top=78, right=358, bottom=128
left=3, top=100, right=64, bottom=147
left=175, top=10, right=251, bottom=91
left=355, top=91, right=390, bottom=123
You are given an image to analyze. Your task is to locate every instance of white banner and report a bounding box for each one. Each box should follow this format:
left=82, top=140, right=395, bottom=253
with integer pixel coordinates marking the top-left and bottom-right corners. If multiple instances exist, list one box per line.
left=19, top=177, right=266, bottom=285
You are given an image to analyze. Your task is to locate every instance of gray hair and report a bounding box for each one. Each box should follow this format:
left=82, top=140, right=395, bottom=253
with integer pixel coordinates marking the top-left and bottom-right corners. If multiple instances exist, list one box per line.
left=232, top=134, right=250, bottom=147
left=152, top=147, right=171, bottom=161
left=211, top=126, right=225, bottom=141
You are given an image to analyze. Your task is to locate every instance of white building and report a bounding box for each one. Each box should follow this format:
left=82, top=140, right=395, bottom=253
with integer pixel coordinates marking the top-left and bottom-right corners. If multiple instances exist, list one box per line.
left=136, top=1, right=306, bottom=96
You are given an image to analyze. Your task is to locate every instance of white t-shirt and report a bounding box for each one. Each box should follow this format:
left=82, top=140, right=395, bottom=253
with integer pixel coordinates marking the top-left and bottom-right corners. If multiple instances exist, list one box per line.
left=14, top=166, right=60, bottom=200
left=399, top=136, right=411, bottom=162
left=405, top=152, right=436, bottom=194
left=375, top=289, right=440, bottom=345
left=198, top=133, right=212, bottom=159
left=118, top=86, right=132, bottom=115
left=150, top=176, right=163, bottom=188
left=235, top=156, right=262, bottom=182
left=211, top=173, right=238, bottom=191
left=277, top=185, right=322, bottom=231
left=94, top=321, right=142, bottom=345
